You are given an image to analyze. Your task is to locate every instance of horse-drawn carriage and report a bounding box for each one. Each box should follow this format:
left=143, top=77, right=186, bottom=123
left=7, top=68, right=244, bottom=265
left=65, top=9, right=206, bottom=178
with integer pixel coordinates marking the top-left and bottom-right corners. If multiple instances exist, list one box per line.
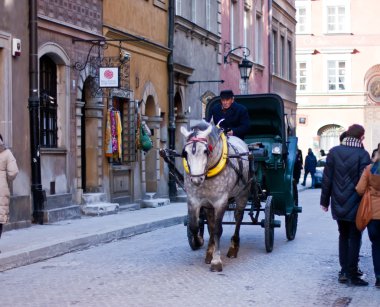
left=160, top=93, right=302, bottom=271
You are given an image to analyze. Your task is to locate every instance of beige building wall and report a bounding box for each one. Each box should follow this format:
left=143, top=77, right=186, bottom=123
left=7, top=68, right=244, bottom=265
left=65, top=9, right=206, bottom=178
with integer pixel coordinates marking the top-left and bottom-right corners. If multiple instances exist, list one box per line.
left=296, top=0, right=380, bottom=158
left=103, top=0, right=170, bottom=202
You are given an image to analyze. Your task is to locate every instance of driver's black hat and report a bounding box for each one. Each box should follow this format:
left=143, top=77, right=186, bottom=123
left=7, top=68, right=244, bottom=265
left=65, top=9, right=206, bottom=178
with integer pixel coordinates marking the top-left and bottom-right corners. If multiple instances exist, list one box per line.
left=220, top=90, right=234, bottom=99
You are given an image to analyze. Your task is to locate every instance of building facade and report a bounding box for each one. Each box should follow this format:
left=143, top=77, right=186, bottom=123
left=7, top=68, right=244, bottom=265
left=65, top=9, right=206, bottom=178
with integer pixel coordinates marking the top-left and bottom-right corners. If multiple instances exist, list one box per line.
left=296, top=0, right=380, bottom=157
left=103, top=0, right=171, bottom=203
left=0, top=0, right=31, bottom=229
left=221, top=0, right=297, bottom=125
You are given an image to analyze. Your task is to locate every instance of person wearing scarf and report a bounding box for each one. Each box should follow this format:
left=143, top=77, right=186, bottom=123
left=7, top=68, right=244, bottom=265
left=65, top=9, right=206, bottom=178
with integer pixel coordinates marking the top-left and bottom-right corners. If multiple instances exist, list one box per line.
left=320, top=124, right=371, bottom=286
left=356, top=152, right=380, bottom=288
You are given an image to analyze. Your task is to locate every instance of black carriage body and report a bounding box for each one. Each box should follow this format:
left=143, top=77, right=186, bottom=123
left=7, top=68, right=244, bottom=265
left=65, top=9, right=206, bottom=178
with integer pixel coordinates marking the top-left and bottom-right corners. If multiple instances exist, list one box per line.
left=206, top=93, right=300, bottom=217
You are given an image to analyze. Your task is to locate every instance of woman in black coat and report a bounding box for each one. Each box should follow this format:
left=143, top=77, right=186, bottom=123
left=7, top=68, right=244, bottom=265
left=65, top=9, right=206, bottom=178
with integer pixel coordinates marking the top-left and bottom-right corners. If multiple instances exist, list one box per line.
left=320, top=124, right=371, bottom=286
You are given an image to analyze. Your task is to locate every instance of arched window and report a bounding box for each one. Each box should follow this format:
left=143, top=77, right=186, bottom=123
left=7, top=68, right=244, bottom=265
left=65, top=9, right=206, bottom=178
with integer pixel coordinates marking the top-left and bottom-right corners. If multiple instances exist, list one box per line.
left=318, top=124, right=345, bottom=152
left=39, top=55, right=57, bottom=147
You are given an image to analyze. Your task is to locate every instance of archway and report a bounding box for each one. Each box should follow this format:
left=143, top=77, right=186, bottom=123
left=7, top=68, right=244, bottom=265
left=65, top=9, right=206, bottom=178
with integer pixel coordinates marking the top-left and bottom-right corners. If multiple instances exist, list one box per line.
left=144, top=95, right=157, bottom=193
left=317, top=124, right=345, bottom=153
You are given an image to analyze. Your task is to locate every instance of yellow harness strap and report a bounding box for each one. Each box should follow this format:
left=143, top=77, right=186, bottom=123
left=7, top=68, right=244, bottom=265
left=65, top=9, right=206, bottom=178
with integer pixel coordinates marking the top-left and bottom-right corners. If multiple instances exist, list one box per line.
left=183, top=132, right=228, bottom=178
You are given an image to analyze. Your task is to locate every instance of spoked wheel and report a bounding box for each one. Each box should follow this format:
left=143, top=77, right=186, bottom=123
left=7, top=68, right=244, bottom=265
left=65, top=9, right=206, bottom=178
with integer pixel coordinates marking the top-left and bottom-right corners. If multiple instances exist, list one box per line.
left=286, top=183, right=298, bottom=241
left=264, top=196, right=274, bottom=253
left=186, top=210, right=206, bottom=250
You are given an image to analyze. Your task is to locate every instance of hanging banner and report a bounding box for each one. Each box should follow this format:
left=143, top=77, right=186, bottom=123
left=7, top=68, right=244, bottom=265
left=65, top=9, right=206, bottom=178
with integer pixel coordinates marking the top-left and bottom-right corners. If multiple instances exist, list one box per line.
left=99, top=67, right=119, bottom=88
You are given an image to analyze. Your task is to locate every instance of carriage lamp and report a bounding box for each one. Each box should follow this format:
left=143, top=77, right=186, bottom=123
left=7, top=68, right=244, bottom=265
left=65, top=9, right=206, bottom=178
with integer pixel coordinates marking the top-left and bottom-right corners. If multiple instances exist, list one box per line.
left=272, top=143, right=282, bottom=155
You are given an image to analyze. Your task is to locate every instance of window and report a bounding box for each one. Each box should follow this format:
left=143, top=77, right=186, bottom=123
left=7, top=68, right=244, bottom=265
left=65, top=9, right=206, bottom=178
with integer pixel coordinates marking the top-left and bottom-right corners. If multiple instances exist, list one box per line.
left=272, top=30, right=278, bottom=75
left=206, top=0, right=211, bottom=30
left=244, top=8, right=253, bottom=58
left=295, top=1, right=311, bottom=34
left=287, top=40, right=292, bottom=81
left=39, top=55, right=57, bottom=148
left=255, top=13, right=263, bottom=64
left=324, top=1, right=350, bottom=34
left=230, top=0, right=238, bottom=48
left=296, top=7, right=307, bottom=33
left=175, top=0, right=181, bottom=15
left=327, top=60, right=346, bottom=91
left=327, top=6, right=345, bottom=33
left=296, top=61, right=308, bottom=91
left=280, top=35, right=285, bottom=77
left=191, top=0, right=197, bottom=23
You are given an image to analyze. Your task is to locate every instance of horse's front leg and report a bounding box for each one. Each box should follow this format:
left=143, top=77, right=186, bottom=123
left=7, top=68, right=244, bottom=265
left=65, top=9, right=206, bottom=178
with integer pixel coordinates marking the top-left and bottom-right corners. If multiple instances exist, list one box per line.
left=210, top=207, right=226, bottom=272
left=227, top=207, right=244, bottom=258
left=204, top=208, right=215, bottom=264
left=188, top=204, right=204, bottom=250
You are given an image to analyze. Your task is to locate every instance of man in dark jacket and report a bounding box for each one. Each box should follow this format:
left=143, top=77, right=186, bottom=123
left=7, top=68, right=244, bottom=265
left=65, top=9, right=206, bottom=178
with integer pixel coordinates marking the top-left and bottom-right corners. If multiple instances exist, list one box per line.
left=301, top=148, right=317, bottom=188
left=206, top=90, right=250, bottom=139
left=320, top=124, right=371, bottom=286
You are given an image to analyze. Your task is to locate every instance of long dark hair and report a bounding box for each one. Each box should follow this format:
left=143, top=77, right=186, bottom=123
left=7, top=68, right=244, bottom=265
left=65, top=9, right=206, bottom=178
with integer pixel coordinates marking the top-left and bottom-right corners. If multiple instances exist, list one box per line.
left=0, top=134, right=3, bottom=142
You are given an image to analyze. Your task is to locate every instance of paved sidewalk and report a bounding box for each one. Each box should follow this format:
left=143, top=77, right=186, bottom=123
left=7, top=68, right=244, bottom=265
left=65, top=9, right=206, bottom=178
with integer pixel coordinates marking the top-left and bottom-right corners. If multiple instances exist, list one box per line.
left=0, top=182, right=309, bottom=272
left=0, top=202, right=188, bottom=272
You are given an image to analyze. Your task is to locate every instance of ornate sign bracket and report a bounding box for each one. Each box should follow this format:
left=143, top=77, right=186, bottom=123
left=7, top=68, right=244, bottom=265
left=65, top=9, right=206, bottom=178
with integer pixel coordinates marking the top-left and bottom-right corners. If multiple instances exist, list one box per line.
left=72, top=38, right=144, bottom=98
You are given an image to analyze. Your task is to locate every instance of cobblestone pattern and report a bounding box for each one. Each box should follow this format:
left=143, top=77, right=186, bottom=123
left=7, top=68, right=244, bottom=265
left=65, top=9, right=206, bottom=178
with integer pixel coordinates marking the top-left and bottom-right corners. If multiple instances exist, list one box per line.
left=1, top=190, right=380, bottom=306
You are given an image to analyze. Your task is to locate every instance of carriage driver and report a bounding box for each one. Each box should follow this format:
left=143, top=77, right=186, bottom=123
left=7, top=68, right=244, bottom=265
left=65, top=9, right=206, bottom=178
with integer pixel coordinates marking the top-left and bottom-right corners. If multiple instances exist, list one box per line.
left=206, top=90, right=250, bottom=139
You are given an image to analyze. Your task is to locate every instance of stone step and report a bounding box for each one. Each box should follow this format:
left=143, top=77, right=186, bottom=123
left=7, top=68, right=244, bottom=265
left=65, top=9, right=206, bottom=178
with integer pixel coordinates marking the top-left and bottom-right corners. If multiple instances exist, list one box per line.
left=43, top=205, right=81, bottom=223
left=81, top=202, right=119, bottom=216
left=141, top=197, right=170, bottom=208
left=45, top=193, right=73, bottom=210
left=82, top=193, right=107, bottom=204
left=119, top=203, right=140, bottom=211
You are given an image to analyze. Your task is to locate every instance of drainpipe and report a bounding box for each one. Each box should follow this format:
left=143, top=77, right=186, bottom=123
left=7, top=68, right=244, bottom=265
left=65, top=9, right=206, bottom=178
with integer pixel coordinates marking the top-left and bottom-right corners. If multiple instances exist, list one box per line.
left=29, top=0, right=45, bottom=224
left=268, top=0, right=273, bottom=92
left=168, top=0, right=177, bottom=199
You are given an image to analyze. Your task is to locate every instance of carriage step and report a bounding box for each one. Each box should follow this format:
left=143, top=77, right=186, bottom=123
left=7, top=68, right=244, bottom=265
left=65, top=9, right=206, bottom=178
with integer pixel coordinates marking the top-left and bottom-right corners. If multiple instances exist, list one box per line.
left=260, top=219, right=281, bottom=228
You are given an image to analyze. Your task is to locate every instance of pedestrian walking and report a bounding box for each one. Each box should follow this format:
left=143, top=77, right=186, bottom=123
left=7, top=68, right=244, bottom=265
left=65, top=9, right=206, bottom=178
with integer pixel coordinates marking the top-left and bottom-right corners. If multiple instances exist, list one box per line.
left=301, top=148, right=317, bottom=188
left=293, top=149, right=303, bottom=206
left=356, top=152, right=380, bottom=288
left=372, top=143, right=380, bottom=162
left=0, top=133, right=19, bottom=247
left=320, top=149, right=326, bottom=157
left=320, top=124, right=371, bottom=286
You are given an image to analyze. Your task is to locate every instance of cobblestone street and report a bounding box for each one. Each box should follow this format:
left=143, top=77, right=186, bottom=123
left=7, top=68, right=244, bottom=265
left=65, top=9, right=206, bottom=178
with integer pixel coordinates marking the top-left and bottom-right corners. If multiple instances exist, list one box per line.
left=1, top=189, right=380, bottom=307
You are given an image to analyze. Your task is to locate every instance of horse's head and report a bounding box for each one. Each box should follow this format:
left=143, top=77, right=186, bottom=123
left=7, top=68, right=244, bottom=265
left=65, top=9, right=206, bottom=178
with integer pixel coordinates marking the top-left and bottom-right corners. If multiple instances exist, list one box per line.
left=181, top=121, right=215, bottom=186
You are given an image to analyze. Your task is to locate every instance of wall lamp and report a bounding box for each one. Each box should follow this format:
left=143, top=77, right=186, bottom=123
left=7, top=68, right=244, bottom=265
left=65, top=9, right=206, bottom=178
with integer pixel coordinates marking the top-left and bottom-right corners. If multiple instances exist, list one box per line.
left=224, top=46, right=253, bottom=81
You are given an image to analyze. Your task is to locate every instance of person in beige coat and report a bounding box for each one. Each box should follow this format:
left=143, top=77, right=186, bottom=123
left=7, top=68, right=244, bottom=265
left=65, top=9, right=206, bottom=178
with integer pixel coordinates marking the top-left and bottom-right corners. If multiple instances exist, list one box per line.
left=356, top=154, right=380, bottom=288
left=0, top=134, right=19, bottom=240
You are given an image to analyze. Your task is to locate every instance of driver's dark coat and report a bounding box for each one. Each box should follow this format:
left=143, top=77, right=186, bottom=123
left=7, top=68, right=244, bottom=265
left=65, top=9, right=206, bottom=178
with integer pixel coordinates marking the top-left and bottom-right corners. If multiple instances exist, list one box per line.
left=206, top=102, right=250, bottom=139
left=320, top=144, right=371, bottom=221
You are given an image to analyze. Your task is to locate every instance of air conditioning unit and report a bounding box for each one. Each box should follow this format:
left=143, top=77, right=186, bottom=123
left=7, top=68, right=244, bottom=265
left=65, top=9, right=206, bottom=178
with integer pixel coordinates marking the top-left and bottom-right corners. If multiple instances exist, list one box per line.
left=12, top=38, right=21, bottom=56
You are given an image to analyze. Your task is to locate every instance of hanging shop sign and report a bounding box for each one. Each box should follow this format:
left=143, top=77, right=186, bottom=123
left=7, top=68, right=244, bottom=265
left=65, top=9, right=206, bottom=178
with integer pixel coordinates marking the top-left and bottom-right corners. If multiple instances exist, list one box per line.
left=99, top=67, right=120, bottom=88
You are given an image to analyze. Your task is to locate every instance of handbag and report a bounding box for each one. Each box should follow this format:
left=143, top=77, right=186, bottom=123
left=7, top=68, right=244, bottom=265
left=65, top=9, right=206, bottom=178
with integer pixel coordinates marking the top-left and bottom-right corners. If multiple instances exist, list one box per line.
left=356, top=188, right=372, bottom=231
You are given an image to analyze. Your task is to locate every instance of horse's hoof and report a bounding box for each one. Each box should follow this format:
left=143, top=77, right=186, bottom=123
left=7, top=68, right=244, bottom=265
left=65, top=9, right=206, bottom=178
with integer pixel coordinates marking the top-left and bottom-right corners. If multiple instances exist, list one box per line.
left=226, top=247, right=238, bottom=258
left=205, top=253, right=213, bottom=264
left=210, top=262, right=223, bottom=272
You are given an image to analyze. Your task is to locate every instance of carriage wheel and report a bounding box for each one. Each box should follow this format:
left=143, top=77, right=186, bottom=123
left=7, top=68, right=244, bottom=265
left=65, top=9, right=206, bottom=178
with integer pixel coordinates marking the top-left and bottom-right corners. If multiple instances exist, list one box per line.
left=286, top=183, right=298, bottom=241
left=186, top=211, right=206, bottom=250
left=264, top=196, right=274, bottom=253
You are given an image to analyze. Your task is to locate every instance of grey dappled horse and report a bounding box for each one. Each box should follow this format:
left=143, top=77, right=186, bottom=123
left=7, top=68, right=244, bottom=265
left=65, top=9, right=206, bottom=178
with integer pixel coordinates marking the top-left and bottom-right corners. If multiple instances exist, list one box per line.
left=181, top=121, right=250, bottom=272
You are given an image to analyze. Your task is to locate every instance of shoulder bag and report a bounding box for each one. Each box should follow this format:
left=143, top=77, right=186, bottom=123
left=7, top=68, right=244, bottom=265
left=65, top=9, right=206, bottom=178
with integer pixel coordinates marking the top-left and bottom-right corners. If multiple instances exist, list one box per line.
left=356, top=188, right=372, bottom=231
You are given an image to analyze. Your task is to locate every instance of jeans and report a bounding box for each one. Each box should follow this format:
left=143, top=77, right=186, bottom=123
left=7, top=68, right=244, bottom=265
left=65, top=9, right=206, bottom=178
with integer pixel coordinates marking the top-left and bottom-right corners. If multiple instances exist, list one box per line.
left=337, top=220, right=362, bottom=277
left=367, top=220, right=380, bottom=278
left=302, top=171, right=315, bottom=188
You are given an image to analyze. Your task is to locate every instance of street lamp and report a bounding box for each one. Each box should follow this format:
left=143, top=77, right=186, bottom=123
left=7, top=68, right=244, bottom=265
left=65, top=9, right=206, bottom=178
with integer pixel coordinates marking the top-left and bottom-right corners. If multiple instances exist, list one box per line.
left=224, top=46, right=253, bottom=94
